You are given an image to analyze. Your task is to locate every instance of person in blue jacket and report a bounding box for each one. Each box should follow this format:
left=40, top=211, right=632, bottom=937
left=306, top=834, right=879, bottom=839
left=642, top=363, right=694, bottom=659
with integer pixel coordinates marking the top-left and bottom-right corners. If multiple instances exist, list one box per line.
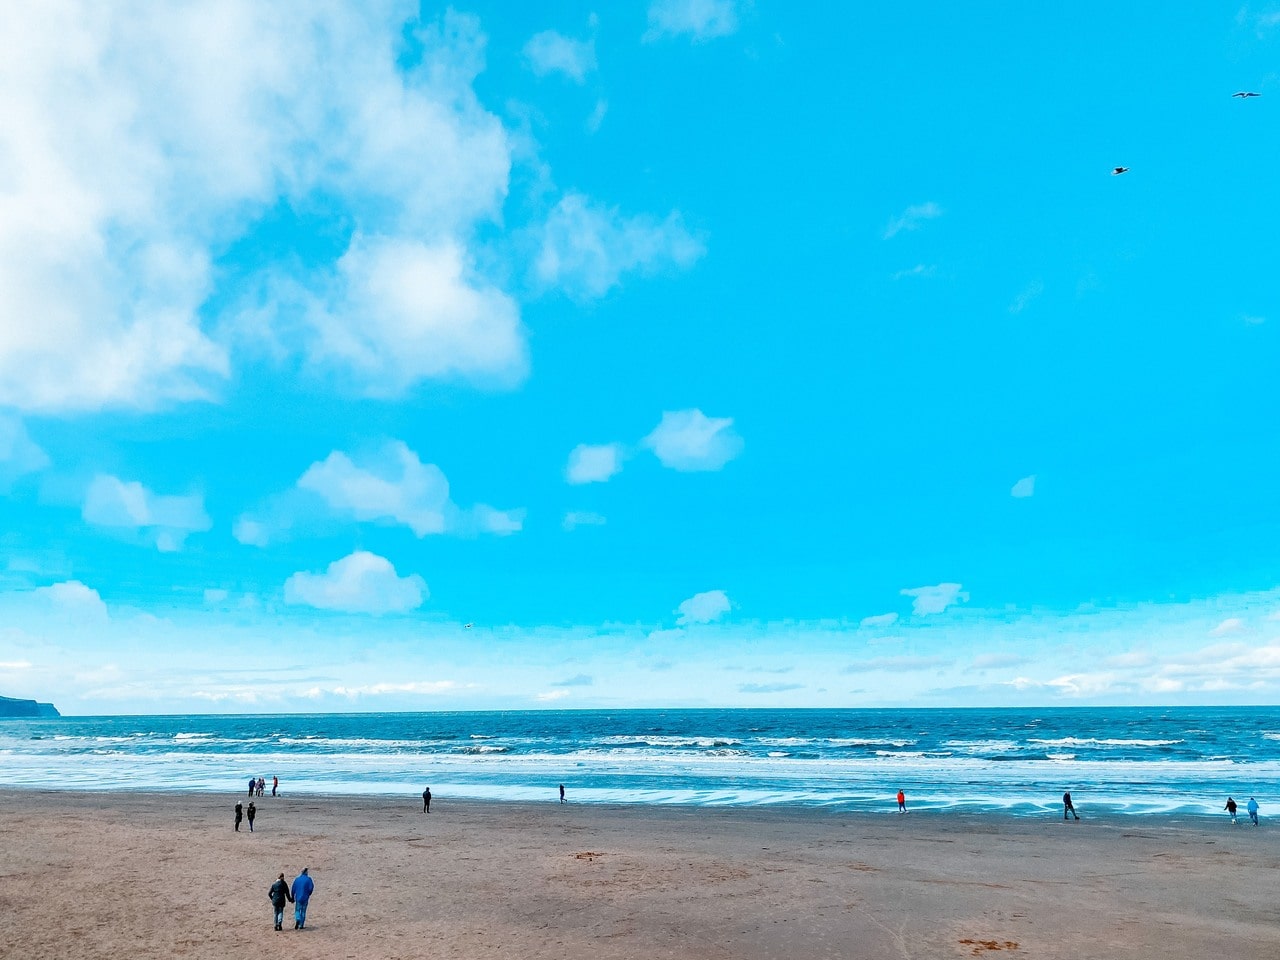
left=291, top=867, right=315, bottom=930
left=1247, top=797, right=1260, bottom=826
left=268, top=872, right=293, bottom=931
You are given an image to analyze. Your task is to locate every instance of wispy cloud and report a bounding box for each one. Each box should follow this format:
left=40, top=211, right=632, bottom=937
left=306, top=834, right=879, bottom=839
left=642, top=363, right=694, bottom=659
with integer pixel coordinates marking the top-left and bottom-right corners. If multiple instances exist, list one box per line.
left=884, top=202, right=943, bottom=239
left=644, top=0, right=739, bottom=42
left=738, top=682, right=804, bottom=694
left=553, top=673, right=594, bottom=687
left=523, top=30, right=596, bottom=83
left=844, top=655, right=952, bottom=673
left=562, top=511, right=607, bottom=531
left=1010, top=475, right=1036, bottom=498
left=891, top=264, right=937, bottom=281
left=1009, top=279, right=1044, bottom=314
left=82, top=475, right=211, bottom=552
left=900, top=583, right=968, bottom=616
left=859, top=612, right=899, bottom=629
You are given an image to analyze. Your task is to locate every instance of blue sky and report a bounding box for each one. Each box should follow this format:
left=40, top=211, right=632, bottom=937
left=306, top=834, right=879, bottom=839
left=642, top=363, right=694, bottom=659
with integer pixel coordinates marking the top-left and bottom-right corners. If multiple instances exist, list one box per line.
left=2, top=1, right=1280, bottom=713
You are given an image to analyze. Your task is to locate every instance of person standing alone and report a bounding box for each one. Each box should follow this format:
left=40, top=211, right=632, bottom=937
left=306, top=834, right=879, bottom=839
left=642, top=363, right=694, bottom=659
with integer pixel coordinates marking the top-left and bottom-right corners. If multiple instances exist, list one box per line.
left=291, top=867, right=315, bottom=930
left=268, top=872, right=293, bottom=931
left=896, top=789, right=906, bottom=814
left=247, top=801, right=256, bottom=832
left=1063, top=791, right=1079, bottom=820
left=234, top=801, right=243, bottom=832
left=422, top=786, right=431, bottom=813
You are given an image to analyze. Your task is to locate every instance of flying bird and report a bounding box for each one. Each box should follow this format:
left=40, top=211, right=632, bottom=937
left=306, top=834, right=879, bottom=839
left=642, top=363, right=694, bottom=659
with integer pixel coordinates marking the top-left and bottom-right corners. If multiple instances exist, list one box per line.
left=1232, top=91, right=1262, bottom=98
left=463, top=622, right=474, bottom=629
left=1111, top=166, right=1129, bottom=175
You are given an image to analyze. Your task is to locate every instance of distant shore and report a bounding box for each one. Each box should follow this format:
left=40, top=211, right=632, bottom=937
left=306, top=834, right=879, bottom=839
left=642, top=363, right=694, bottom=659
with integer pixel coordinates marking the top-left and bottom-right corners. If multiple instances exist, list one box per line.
left=3, top=788, right=1278, bottom=959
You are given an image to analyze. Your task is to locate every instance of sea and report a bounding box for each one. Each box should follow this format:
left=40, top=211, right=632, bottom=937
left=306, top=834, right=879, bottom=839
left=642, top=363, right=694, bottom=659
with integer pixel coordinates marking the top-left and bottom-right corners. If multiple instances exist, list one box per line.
left=1, top=707, right=1277, bottom=818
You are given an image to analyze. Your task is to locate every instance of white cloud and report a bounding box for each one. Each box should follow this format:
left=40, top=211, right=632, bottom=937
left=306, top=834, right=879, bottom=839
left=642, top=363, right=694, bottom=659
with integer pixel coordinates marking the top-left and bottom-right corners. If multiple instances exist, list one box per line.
left=891, top=264, right=936, bottom=281
left=0, top=415, right=50, bottom=487
left=883, top=201, right=942, bottom=239
left=237, top=440, right=523, bottom=544
left=1009, top=279, right=1044, bottom=314
left=0, top=5, right=519, bottom=412
left=1243, top=314, right=1266, bottom=326
left=676, top=588, right=731, bottom=625
left=82, top=474, right=211, bottom=551
left=565, top=442, right=626, bottom=484
left=0, top=661, right=33, bottom=671
left=296, top=237, right=527, bottom=394
left=586, top=98, right=608, bottom=133
left=1210, top=617, right=1245, bottom=637
left=563, top=510, right=607, bottom=531
left=299, top=441, right=451, bottom=536
left=535, top=192, right=704, bottom=301
left=472, top=504, right=525, bottom=536
left=859, top=612, right=899, bottom=629
left=845, top=655, right=952, bottom=673
left=320, top=680, right=458, bottom=698
left=34, top=580, right=108, bottom=620
left=523, top=30, right=596, bottom=83
left=536, top=688, right=571, bottom=702
left=203, top=588, right=229, bottom=605
left=1011, top=475, right=1036, bottom=498
left=283, top=550, right=426, bottom=614
left=900, top=582, right=968, bottom=616
left=643, top=409, right=743, bottom=471
left=644, top=0, right=739, bottom=42
left=969, top=652, right=1032, bottom=670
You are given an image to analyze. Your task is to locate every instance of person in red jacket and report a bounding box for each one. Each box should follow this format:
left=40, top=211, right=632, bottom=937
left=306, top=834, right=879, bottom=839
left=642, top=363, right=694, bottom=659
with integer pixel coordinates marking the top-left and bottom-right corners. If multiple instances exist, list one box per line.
left=896, top=790, right=906, bottom=813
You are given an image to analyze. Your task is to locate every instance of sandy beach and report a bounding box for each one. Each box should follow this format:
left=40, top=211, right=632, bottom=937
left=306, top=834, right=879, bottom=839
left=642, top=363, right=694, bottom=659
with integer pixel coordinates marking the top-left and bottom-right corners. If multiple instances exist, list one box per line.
left=1, top=789, right=1277, bottom=959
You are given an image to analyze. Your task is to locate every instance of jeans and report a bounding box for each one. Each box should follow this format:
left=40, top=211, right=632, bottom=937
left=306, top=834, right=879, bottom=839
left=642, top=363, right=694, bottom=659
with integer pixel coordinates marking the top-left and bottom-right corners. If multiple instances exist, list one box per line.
left=295, top=899, right=309, bottom=927
left=273, top=907, right=284, bottom=928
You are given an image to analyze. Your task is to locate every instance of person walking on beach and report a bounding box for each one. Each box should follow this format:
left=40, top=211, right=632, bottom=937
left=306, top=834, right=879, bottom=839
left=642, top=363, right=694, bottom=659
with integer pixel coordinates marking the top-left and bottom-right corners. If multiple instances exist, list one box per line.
left=272, top=776, right=278, bottom=797
left=248, top=776, right=256, bottom=798
left=1063, top=791, right=1079, bottom=820
left=291, top=868, right=315, bottom=930
left=234, top=801, right=243, bottom=831
left=268, top=872, right=293, bottom=931
left=559, top=783, right=566, bottom=803
left=247, top=801, right=256, bottom=832
left=1247, top=797, right=1259, bottom=825
left=1225, top=797, right=1238, bottom=824
left=897, top=789, right=906, bottom=814
left=422, top=787, right=431, bottom=813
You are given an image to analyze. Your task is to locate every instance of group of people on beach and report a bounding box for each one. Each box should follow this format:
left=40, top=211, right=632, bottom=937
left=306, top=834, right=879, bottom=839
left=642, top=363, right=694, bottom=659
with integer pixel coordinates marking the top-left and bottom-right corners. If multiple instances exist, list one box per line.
left=249, top=775, right=278, bottom=797
left=267, top=868, right=315, bottom=931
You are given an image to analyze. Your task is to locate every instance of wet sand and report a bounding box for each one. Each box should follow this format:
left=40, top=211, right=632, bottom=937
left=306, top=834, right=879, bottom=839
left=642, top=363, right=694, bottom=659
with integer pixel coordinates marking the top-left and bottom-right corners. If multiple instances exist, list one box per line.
left=1, top=789, right=1277, bottom=959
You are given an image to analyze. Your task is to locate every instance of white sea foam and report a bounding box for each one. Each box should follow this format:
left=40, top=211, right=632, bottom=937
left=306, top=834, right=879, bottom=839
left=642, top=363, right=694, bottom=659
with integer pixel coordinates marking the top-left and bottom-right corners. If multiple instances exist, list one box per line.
left=1027, top=737, right=1183, bottom=748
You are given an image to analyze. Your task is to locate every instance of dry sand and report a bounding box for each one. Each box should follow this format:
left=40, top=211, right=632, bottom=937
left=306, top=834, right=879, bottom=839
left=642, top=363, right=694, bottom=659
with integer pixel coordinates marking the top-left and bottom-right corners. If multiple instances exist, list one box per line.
left=1, top=789, right=1277, bottom=959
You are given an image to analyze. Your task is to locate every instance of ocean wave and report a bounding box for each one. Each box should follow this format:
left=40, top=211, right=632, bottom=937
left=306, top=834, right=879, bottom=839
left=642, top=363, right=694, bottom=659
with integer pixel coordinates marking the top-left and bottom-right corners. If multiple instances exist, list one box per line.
left=1027, top=737, right=1184, bottom=748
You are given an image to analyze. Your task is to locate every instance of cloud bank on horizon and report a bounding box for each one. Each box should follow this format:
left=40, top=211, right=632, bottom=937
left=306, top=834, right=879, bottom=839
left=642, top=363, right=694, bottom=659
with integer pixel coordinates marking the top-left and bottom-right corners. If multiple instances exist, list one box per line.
left=2, top=1, right=1279, bottom=713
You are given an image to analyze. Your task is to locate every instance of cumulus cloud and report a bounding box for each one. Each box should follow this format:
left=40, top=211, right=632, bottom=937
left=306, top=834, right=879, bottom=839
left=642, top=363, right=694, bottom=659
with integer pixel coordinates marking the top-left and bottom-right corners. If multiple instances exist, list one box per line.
left=295, top=237, right=527, bottom=394
left=0, top=5, right=526, bottom=412
left=883, top=201, right=942, bottom=239
left=0, top=415, right=50, bottom=487
left=643, top=409, right=743, bottom=471
left=644, top=0, right=739, bottom=42
left=523, top=30, right=596, bottom=83
left=900, top=582, right=968, bottom=616
left=563, top=510, right=607, bottom=531
left=240, top=440, right=523, bottom=544
left=859, top=612, right=899, bottom=629
left=82, top=474, right=211, bottom=551
left=1011, top=475, right=1036, bottom=498
left=1210, top=617, right=1245, bottom=637
left=676, top=589, right=731, bottom=625
left=283, top=550, right=426, bottom=614
left=565, top=443, right=626, bottom=484
left=534, top=192, right=704, bottom=301
left=34, top=580, right=109, bottom=620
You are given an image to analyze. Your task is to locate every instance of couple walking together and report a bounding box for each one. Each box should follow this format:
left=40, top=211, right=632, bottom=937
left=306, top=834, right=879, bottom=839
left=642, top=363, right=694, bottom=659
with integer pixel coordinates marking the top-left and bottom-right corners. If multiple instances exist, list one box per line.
left=268, top=868, right=315, bottom=930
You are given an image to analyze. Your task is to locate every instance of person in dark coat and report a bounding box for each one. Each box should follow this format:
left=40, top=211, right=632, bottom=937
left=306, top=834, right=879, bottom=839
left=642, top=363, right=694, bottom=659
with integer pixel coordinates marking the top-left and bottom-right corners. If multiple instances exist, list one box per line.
left=291, top=867, right=315, bottom=930
left=248, top=777, right=256, bottom=797
left=247, top=801, right=256, bottom=832
left=1225, top=797, right=1238, bottom=824
left=234, top=801, right=243, bottom=831
left=268, top=872, right=293, bottom=931
left=422, top=787, right=432, bottom=813
left=1062, top=791, right=1079, bottom=820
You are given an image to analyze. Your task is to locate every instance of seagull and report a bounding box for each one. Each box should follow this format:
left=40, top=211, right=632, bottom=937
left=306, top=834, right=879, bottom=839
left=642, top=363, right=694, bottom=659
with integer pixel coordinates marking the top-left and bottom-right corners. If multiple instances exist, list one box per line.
left=1232, top=91, right=1262, bottom=98
left=463, top=622, right=474, bottom=629
left=1111, top=166, right=1129, bottom=175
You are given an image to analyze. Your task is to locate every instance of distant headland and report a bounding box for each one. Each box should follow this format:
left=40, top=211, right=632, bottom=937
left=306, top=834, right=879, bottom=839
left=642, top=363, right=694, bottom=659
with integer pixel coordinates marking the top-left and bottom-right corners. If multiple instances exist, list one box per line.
left=0, top=695, right=60, bottom=718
